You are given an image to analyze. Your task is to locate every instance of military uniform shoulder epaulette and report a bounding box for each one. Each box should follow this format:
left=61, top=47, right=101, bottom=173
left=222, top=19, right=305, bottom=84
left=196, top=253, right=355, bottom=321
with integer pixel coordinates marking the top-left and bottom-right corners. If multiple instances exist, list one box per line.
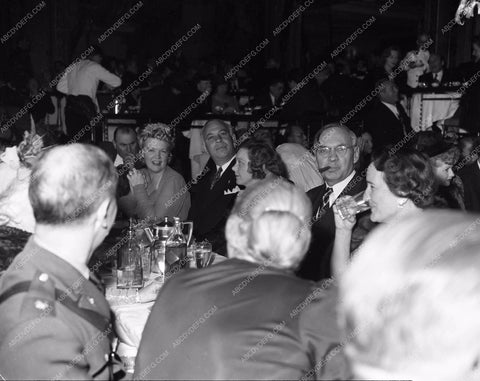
left=20, top=271, right=57, bottom=318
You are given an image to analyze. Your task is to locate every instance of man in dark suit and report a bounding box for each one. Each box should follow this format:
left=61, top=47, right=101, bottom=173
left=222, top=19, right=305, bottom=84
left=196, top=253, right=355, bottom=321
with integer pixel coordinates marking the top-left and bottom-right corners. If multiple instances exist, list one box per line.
left=419, top=53, right=456, bottom=86
left=188, top=119, right=238, bottom=256
left=297, top=123, right=366, bottom=281
left=365, top=79, right=413, bottom=151
left=0, top=144, right=122, bottom=379
left=458, top=158, right=480, bottom=212
left=254, top=77, right=285, bottom=110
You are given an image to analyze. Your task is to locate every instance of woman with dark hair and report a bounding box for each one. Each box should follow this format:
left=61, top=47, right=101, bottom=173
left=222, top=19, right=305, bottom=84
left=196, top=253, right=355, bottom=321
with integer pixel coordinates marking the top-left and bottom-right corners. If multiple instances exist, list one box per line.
left=368, top=46, right=401, bottom=85
left=232, top=139, right=289, bottom=190
left=412, top=131, right=465, bottom=210
left=211, top=78, right=238, bottom=114
left=332, top=149, right=436, bottom=278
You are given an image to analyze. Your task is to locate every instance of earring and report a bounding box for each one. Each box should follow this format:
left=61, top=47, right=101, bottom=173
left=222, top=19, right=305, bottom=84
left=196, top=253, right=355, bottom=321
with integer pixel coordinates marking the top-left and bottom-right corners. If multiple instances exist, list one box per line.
left=397, top=198, right=408, bottom=208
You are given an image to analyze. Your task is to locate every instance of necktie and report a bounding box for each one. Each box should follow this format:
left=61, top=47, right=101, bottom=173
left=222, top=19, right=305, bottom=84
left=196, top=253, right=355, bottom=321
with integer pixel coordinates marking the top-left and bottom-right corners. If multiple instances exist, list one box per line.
left=210, top=167, right=223, bottom=190
left=316, top=187, right=333, bottom=219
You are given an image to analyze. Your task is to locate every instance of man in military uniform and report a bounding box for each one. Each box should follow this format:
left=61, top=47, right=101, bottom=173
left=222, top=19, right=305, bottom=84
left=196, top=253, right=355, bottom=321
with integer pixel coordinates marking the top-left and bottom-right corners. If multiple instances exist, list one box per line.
left=0, top=144, right=123, bottom=379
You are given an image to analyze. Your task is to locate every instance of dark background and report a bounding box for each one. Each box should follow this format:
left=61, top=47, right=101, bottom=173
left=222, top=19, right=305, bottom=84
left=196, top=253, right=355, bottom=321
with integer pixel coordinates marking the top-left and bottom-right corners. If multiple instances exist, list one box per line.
left=0, top=0, right=476, bottom=85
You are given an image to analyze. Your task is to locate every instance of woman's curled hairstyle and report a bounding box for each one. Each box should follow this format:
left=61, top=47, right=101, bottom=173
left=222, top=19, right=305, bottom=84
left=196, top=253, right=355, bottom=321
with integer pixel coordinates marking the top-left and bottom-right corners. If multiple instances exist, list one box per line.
left=226, top=179, right=311, bottom=270
left=372, top=149, right=436, bottom=208
left=238, top=139, right=289, bottom=180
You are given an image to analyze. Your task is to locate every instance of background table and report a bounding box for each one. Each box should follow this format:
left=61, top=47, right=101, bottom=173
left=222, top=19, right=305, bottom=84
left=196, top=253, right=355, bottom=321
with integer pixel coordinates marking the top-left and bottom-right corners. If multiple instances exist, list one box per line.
left=410, top=89, right=461, bottom=131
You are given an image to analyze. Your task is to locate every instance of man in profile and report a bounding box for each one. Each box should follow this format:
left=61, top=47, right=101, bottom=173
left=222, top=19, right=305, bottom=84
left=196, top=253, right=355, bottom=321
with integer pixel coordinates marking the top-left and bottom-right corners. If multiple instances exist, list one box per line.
left=297, top=123, right=366, bottom=281
left=0, top=144, right=122, bottom=379
left=188, top=119, right=237, bottom=256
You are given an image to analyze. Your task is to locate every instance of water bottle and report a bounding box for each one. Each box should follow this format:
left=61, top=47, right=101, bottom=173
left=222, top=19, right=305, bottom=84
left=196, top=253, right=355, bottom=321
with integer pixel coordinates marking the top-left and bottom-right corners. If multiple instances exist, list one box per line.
left=117, top=219, right=143, bottom=289
left=165, top=217, right=187, bottom=276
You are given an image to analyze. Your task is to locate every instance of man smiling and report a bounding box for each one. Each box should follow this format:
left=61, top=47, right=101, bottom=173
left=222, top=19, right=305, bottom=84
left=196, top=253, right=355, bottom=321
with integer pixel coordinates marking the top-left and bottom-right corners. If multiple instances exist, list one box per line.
left=297, top=123, right=366, bottom=281
left=188, top=119, right=238, bottom=256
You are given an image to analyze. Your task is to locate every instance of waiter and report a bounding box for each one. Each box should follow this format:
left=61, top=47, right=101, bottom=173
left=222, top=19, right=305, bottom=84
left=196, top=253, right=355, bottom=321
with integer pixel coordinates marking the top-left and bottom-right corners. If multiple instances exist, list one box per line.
left=56, top=46, right=121, bottom=141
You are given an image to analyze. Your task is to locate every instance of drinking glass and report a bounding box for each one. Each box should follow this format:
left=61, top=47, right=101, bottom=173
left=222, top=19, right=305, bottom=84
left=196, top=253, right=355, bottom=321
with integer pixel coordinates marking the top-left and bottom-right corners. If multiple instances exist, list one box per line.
left=195, top=241, right=213, bottom=268
left=335, top=191, right=370, bottom=220
left=157, top=251, right=166, bottom=278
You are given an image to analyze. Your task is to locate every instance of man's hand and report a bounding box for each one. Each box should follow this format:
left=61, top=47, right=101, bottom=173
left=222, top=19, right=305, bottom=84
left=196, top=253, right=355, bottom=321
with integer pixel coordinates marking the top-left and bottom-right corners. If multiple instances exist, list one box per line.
left=124, top=153, right=137, bottom=169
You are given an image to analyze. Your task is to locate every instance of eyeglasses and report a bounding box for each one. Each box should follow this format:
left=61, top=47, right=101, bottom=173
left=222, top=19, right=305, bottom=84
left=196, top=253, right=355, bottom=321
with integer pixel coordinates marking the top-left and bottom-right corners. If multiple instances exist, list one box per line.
left=316, top=145, right=353, bottom=157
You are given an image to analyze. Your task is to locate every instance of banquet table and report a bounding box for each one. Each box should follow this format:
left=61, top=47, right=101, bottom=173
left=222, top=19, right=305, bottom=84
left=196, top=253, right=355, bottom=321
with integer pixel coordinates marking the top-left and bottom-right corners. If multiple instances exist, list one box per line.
left=410, top=87, right=462, bottom=131
left=103, top=254, right=227, bottom=373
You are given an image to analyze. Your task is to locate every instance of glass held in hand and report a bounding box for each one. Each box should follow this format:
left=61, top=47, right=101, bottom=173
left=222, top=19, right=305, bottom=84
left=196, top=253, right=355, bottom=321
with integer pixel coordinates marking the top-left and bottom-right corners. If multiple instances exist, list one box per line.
left=335, top=191, right=370, bottom=220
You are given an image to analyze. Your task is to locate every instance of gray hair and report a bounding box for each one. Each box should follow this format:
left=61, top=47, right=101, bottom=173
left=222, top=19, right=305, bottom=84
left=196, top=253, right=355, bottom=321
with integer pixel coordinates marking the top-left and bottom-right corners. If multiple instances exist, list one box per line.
left=29, top=144, right=117, bottom=225
left=340, top=211, right=480, bottom=379
left=225, top=178, right=312, bottom=270
left=313, top=123, right=357, bottom=150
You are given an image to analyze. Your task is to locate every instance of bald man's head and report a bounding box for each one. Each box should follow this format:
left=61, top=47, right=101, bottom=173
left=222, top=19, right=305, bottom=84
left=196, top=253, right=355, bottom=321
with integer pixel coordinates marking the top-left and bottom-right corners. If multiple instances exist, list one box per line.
left=29, top=144, right=118, bottom=225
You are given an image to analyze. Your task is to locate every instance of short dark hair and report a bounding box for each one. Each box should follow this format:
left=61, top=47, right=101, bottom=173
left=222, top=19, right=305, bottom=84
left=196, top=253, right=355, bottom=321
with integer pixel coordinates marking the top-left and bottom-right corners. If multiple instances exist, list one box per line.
left=381, top=45, right=401, bottom=65
left=89, top=45, right=104, bottom=59
left=29, top=144, right=118, bottom=225
left=238, top=139, right=289, bottom=180
left=268, top=77, right=284, bottom=87
left=372, top=149, right=436, bottom=209
left=113, top=126, right=137, bottom=142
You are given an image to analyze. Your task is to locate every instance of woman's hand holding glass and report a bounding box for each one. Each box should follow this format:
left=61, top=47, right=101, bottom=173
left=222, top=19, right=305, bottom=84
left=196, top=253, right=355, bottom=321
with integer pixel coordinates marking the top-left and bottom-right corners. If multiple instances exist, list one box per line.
left=333, top=203, right=357, bottom=231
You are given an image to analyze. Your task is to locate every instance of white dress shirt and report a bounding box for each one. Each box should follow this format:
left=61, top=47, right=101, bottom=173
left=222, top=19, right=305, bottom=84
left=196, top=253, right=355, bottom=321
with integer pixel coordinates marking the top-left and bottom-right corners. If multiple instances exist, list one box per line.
left=432, top=70, right=443, bottom=83
left=216, top=155, right=236, bottom=177
left=326, top=170, right=356, bottom=207
left=56, top=60, right=121, bottom=108
left=381, top=101, right=399, bottom=119
left=114, top=154, right=124, bottom=167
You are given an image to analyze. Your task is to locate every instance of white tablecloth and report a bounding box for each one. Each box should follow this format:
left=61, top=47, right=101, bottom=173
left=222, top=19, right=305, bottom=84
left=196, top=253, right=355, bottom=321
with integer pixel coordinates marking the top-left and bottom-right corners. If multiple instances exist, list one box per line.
left=410, top=91, right=461, bottom=131
left=106, top=255, right=227, bottom=357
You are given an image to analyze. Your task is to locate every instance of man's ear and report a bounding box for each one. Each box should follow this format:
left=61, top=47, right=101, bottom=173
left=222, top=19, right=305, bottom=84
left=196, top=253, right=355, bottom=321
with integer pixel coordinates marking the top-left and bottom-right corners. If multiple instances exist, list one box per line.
left=353, top=145, right=360, bottom=165
left=95, top=198, right=116, bottom=230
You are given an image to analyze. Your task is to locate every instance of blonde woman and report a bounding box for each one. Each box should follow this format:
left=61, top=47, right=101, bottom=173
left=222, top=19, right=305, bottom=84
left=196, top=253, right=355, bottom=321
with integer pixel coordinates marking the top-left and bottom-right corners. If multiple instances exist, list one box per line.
left=134, top=179, right=351, bottom=380
left=119, top=123, right=190, bottom=221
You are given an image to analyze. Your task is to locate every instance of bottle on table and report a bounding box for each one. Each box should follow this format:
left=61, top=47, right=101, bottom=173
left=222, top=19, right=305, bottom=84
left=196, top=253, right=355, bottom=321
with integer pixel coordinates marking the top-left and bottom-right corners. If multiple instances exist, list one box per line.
left=117, top=218, right=143, bottom=289
left=165, top=217, right=188, bottom=276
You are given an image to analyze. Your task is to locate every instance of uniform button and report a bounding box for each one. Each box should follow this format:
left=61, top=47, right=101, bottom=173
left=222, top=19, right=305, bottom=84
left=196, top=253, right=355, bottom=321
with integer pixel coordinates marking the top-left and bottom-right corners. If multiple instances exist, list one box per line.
left=34, top=300, right=49, bottom=310
left=88, top=297, right=95, bottom=305
left=39, top=273, right=49, bottom=282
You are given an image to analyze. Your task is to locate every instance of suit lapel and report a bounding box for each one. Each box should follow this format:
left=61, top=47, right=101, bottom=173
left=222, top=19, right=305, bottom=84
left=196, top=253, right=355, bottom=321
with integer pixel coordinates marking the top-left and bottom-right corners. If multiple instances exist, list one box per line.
left=204, top=159, right=237, bottom=204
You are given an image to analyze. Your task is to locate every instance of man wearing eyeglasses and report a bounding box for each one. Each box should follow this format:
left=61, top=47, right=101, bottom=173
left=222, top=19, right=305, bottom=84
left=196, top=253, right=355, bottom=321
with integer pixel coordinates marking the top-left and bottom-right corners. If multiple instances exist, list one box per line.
left=297, top=123, right=366, bottom=281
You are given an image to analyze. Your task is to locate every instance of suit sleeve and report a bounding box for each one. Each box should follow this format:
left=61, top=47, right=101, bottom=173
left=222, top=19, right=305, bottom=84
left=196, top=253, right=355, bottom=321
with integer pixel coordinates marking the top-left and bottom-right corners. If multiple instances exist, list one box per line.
left=298, top=287, right=352, bottom=380
left=0, top=316, right=91, bottom=380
